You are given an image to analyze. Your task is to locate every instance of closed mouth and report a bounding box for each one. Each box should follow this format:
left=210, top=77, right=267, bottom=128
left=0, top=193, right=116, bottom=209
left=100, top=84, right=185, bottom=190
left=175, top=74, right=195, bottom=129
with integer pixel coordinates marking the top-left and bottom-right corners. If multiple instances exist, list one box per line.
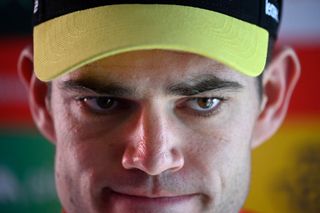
left=102, top=188, right=199, bottom=206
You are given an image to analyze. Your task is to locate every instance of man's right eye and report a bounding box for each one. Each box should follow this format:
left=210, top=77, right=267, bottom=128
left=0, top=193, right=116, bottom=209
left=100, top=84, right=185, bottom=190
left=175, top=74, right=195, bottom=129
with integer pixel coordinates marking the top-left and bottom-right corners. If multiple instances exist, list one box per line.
left=78, top=96, right=119, bottom=113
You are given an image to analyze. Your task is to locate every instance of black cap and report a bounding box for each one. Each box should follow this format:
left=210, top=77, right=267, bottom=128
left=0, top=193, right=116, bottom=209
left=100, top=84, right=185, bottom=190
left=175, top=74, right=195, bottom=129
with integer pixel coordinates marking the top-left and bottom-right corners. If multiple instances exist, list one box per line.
left=33, top=0, right=282, bottom=39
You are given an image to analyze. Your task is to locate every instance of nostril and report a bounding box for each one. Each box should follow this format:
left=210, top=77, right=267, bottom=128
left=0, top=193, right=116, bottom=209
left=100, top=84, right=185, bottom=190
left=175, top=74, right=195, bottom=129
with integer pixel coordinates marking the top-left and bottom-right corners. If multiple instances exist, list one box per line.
left=122, top=143, right=184, bottom=176
left=122, top=145, right=140, bottom=170
left=169, top=148, right=185, bottom=172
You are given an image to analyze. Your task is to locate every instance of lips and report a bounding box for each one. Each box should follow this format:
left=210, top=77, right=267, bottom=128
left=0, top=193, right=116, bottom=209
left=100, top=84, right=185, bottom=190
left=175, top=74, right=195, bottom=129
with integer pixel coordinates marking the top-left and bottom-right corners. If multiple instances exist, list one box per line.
left=101, top=188, right=199, bottom=207
left=112, top=190, right=196, bottom=202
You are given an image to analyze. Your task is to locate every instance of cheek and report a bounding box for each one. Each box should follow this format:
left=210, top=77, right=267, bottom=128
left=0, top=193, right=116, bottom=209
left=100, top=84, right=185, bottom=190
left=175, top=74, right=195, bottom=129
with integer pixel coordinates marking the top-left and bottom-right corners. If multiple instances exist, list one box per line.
left=181, top=125, right=251, bottom=211
left=53, top=105, right=120, bottom=178
left=185, top=122, right=252, bottom=178
left=182, top=98, right=256, bottom=195
left=52, top=95, right=123, bottom=212
left=53, top=115, right=128, bottom=213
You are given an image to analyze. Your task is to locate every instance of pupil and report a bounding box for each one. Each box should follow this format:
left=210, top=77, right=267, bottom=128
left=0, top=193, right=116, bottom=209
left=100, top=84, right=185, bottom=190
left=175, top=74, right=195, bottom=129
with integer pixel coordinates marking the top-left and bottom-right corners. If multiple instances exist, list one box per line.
left=198, top=98, right=213, bottom=109
left=97, top=98, right=114, bottom=108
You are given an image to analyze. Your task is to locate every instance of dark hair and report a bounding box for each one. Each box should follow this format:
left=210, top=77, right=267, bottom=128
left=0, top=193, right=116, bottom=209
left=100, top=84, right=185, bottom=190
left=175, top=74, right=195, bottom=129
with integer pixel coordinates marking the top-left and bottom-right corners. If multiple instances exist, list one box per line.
left=256, top=35, right=275, bottom=100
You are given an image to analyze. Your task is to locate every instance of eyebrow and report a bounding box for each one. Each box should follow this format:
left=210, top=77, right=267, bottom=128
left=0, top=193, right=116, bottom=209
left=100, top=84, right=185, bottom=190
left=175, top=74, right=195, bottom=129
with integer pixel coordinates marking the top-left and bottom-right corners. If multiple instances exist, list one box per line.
left=59, top=79, right=134, bottom=97
left=166, top=75, right=243, bottom=96
left=60, top=74, right=243, bottom=97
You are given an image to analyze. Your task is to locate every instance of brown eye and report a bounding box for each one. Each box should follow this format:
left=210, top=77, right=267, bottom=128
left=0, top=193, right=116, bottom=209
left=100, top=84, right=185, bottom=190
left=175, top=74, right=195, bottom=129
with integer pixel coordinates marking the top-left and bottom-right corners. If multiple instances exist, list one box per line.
left=186, top=97, right=220, bottom=112
left=197, top=98, right=216, bottom=109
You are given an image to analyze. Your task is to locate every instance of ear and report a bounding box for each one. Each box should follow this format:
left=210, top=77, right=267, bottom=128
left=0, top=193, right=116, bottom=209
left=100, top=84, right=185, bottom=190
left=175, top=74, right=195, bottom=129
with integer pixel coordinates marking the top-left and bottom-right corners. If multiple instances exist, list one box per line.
left=251, top=46, right=301, bottom=149
left=18, top=45, right=57, bottom=143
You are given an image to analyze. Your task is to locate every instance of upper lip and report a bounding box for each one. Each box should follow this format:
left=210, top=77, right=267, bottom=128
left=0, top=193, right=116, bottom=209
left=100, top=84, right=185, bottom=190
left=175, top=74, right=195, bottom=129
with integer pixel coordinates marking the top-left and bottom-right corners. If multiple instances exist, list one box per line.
left=114, top=191, right=196, bottom=199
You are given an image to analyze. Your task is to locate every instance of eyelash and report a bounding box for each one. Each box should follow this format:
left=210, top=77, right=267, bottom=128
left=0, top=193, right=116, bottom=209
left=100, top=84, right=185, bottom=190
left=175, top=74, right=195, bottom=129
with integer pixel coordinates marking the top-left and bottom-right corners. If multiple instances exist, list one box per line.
left=75, top=96, right=226, bottom=118
left=75, top=96, right=128, bottom=115
left=178, top=96, right=226, bottom=118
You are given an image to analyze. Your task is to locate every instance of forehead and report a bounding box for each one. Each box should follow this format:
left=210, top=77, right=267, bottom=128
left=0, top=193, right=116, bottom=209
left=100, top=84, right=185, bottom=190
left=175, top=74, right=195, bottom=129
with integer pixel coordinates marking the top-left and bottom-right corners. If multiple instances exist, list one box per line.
left=57, top=50, right=254, bottom=89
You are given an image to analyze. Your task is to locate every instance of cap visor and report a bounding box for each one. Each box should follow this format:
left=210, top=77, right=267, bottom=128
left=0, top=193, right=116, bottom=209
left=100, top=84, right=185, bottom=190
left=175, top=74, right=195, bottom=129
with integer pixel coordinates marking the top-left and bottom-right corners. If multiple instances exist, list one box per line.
left=34, top=4, right=268, bottom=81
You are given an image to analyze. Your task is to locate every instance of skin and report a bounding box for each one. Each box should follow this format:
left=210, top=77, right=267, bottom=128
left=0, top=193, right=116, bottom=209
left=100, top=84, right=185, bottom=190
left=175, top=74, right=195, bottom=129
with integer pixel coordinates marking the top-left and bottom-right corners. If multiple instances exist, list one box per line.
left=18, top=48, right=300, bottom=213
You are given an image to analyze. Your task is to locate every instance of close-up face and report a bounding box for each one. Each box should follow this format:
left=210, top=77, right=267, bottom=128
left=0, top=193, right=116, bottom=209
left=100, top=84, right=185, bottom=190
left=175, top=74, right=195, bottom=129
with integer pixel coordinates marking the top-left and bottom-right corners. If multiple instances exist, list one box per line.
left=47, top=50, right=262, bottom=213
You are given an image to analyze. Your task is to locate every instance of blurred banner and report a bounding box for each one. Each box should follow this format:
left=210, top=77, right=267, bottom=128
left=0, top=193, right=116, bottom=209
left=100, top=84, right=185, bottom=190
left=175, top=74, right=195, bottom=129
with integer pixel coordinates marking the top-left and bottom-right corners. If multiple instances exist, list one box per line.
left=245, top=1, right=320, bottom=212
left=0, top=0, right=319, bottom=213
left=0, top=1, right=59, bottom=213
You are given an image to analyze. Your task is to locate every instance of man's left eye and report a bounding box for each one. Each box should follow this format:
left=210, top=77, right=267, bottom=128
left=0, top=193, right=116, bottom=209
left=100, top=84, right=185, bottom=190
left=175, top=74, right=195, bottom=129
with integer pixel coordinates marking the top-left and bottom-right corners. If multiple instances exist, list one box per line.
left=186, top=97, right=221, bottom=112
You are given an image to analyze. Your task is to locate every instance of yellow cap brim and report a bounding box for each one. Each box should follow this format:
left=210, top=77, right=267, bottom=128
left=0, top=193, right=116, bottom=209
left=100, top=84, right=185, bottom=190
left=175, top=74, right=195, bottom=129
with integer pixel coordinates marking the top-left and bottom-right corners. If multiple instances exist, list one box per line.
left=33, top=4, right=268, bottom=81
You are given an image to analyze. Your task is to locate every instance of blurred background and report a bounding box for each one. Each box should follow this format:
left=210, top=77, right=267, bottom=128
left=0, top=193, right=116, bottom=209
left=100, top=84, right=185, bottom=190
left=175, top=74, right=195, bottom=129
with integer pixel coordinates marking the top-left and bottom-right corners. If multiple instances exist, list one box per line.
left=0, top=0, right=319, bottom=212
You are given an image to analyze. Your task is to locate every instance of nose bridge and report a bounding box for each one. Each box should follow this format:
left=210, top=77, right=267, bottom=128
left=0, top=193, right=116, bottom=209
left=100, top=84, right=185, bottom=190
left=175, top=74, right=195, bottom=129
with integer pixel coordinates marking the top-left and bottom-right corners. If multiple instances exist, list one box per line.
left=141, top=104, right=168, bottom=154
left=121, top=103, right=184, bottom=175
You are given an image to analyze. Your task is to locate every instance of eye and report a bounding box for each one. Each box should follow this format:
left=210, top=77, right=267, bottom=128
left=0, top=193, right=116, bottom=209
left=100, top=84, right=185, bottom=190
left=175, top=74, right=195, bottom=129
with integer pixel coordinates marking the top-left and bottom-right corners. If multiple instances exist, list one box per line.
left=186, top=97, right=221, bottom=112
left=80, top=96, right=119, bottom=113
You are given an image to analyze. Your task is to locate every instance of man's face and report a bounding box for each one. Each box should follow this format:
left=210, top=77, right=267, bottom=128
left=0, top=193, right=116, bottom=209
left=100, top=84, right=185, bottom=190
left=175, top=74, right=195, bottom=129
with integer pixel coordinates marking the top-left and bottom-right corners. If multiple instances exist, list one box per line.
left=48, top=50, right=261, bottom=213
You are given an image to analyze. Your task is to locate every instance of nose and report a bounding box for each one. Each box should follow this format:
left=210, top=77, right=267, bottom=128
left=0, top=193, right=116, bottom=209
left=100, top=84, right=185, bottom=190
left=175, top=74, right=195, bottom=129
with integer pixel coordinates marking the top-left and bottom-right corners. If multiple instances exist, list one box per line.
left=121, top=105, right=184, bottom=176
